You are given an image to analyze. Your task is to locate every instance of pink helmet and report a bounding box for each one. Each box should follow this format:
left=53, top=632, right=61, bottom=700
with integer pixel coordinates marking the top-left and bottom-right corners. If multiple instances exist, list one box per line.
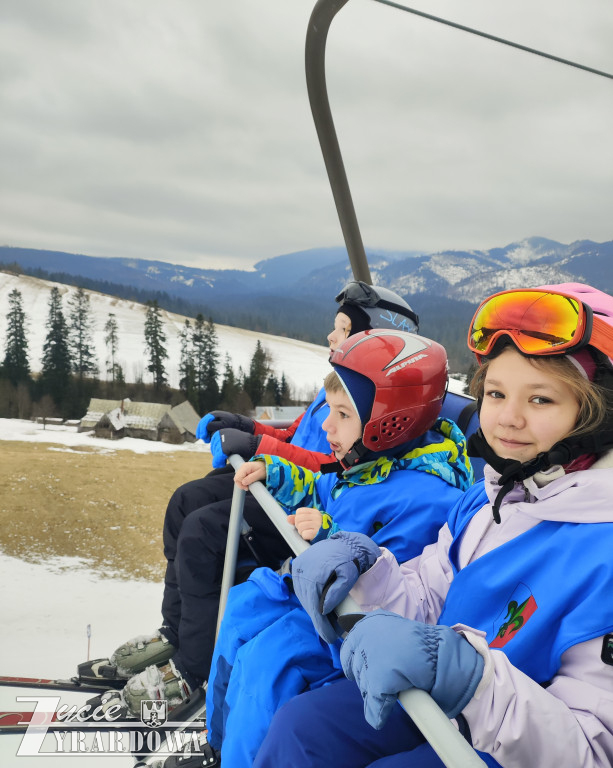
left=538, top=283, right=613, bottom=367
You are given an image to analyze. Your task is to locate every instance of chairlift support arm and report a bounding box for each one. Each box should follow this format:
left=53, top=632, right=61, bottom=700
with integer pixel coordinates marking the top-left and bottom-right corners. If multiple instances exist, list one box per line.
left=305, top=0, right=372, bottom=285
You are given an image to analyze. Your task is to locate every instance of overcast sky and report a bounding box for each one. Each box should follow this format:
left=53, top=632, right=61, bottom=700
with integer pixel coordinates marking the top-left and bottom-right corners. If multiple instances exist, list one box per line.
left=1, top=0, right=611, bottom=270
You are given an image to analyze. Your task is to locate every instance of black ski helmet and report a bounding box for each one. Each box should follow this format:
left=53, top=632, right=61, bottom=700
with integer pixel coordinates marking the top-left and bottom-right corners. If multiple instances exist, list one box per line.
left=335, top=281, right=419, bottom=335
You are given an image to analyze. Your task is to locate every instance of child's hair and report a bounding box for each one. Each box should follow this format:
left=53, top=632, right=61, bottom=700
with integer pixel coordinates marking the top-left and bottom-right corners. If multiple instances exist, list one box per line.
left=469, top=351, right=609, bottom=438
left=323, top=370, right=343, bottom=394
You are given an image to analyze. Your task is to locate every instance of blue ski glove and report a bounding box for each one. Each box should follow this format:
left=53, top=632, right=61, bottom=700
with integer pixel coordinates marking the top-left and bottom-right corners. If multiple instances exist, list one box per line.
left=196, top=410, right=255, bottom=443
left=341, top=610, right=484, bottom=730
left=195, top=413, right=216, bottom=442
left=291, top=531, right=381, bottom=643
left=210, top=428, right=261, bottom=468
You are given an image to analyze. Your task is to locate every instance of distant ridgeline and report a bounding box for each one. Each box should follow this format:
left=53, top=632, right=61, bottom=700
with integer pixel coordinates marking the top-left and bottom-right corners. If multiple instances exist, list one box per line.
left=2, top=237, right=612, bottom=373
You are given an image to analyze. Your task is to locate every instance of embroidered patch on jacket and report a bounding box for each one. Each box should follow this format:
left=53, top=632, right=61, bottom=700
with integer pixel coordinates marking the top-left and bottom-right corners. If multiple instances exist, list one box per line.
left=489, top=583, right=538, bottom=649
left=602, top=634, right=613, bottom=666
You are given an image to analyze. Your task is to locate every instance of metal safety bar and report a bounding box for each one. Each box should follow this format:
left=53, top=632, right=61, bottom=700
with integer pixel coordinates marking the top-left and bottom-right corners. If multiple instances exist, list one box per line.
left=218, top=455, right=486, bottom=768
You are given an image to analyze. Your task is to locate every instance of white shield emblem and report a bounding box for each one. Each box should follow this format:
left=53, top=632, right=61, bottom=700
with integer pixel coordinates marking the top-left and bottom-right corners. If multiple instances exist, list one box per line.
left=140, top=699, right=168, bottom=727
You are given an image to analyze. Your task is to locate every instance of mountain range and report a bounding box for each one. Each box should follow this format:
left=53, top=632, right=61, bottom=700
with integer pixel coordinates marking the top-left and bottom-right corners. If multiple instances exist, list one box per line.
left=1, top=237, right=611, bottom=371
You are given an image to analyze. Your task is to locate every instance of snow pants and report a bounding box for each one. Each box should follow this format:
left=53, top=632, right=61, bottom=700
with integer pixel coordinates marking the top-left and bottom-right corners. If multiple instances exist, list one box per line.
left=252, top=677, right=447, bottom=768
left=207, top=570, right=343, bottom=767
left=159, top=466, right=293, bottom=687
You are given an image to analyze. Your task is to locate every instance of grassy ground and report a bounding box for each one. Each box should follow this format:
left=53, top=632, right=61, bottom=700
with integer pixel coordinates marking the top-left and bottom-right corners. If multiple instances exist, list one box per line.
left=0, top=441, right=213, bottom=581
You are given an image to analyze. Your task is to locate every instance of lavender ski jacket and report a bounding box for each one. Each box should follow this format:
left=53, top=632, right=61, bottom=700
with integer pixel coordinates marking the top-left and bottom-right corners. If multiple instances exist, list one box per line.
left=348, top=453, right=613, bottom=768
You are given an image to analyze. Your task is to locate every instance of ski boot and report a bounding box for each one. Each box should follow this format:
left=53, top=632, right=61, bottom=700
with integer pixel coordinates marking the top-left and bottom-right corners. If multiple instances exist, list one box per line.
left=163, top=730, right=219, bottom=767
left=79, top=688, right=131, bottom=722
left=81, top=657, right=191, bottom=724
left=78, top=629, right=176, bottom=686
left=121, top=659, right=192, bottom=718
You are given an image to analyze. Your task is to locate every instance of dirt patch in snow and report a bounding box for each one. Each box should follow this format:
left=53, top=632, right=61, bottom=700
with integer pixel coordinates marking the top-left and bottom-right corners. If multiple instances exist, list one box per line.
left=0, top=441, right=213, bottom=582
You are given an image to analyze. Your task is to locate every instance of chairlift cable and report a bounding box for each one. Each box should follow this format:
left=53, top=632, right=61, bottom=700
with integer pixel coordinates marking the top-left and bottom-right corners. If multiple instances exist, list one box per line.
left=370, top=0, right=613, bottom=81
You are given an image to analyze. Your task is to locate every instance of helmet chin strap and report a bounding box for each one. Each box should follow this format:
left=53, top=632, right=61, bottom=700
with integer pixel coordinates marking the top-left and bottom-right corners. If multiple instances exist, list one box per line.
left=468, top=426, right=613, bottom=524
left=339, top=438, right=370, bottom=470
left=319, top=438, right=370, bottom=477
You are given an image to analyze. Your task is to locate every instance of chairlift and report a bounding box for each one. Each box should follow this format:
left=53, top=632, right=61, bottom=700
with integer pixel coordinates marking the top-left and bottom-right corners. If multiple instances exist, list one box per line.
left=218, top=2, right=613, bottom=765
left=299, top=2, right=611, bottom=764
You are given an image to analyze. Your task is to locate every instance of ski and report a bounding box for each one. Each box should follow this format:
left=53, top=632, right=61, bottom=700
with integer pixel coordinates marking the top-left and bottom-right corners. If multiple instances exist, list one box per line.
left=0, top=708, right=60, bottom=732
left=0, top=674, right=121, bottom=694
left=0, top=713, right=143, bottom=735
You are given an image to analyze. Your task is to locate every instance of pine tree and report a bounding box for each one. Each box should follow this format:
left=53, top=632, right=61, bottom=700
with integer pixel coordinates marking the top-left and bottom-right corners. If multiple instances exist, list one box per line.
left=68, top=287, right=98, bottom=380
left=104, top=312, right=122, bottom=384
left=219, top=353, right=240, bottom=411
left=199, top=318, right=220, bottom=413
left=244, top=341, right=271, bottom=409
left=191, top=315, right=220, bottom=413
left=191, top=314, right=206, bottom=403
left=2, top=288, right=30, bottom=384
left=279, top=373, right=292, bottom=405
left=40, top=287, right=72, bottom=406
left=144, top=300, right=168, bottom=390
left=263, top=374, right=279, bottom=406
left=178, top=319, right=196, bottom=404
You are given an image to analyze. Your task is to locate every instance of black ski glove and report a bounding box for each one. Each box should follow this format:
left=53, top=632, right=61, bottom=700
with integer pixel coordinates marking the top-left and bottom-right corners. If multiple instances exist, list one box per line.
left=211, top=428, right=262, bottom=467
left=196, top=410, right=255, bottom=443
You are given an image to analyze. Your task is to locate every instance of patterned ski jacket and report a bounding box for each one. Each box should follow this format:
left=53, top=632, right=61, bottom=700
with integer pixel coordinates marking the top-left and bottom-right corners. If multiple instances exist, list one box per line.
left=256, top=417, right=473, bottom=562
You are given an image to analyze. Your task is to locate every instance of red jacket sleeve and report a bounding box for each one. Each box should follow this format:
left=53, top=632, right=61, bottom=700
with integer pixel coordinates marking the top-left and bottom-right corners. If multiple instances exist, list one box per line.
left=252, top=412, right=303, bottom=443
left=252, top=413, right=335, bottom=472
left=255, top=435, right=336, bottom=472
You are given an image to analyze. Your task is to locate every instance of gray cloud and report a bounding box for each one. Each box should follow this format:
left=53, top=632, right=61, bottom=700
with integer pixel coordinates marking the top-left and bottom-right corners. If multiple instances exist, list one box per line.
left=0, top=0, right=611, bottom=270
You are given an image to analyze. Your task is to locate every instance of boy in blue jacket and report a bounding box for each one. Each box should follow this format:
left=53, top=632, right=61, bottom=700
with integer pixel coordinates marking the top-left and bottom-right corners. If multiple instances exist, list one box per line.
left=205, top=328, right=474, bottom=767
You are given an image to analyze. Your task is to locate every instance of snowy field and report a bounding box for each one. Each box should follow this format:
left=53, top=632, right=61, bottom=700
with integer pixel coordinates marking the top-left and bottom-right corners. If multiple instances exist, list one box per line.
left=0, top=421, right=200, bottom=767
left=0, top=418, right=198, bottom=678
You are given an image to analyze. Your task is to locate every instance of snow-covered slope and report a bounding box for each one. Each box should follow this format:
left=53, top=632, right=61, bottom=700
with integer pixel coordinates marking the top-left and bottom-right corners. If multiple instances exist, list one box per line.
left=0, top=273, right=331, bottom=400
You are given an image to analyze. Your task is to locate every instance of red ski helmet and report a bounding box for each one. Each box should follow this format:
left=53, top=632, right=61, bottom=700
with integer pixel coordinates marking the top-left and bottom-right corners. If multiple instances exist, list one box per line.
left=330, top=329, right=448, bottom=452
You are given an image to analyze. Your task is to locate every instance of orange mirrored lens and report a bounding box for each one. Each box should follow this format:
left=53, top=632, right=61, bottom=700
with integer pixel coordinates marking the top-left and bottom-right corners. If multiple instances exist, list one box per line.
left=469, top=291, right=584, bottom=355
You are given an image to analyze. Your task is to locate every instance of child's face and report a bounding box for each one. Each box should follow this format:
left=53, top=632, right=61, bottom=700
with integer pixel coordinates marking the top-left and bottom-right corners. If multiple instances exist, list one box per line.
left=480, top=347, right=581, bottom=463
left=322, top=388, right=363, bottom=460
left=327, top=312, right=352, bottom=354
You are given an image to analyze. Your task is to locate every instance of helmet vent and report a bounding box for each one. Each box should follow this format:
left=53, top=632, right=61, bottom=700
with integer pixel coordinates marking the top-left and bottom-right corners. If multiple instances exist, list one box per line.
left=381, top=415, right=409, bottom=435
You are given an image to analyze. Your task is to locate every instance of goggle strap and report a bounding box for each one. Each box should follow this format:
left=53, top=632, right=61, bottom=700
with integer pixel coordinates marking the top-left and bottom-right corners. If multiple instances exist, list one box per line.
left=589, top=316, right=613, bottom=361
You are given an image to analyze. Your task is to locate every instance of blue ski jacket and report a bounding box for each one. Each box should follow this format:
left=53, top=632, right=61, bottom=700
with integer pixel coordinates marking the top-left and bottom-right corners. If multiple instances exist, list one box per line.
left=206, top=419, right=474, bottom=767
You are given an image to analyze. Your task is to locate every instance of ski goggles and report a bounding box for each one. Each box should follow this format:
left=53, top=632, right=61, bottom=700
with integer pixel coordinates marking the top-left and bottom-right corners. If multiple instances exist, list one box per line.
left=468, top=288, right=613, bottom=360
left=335, top=281, right=383, bottom=308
